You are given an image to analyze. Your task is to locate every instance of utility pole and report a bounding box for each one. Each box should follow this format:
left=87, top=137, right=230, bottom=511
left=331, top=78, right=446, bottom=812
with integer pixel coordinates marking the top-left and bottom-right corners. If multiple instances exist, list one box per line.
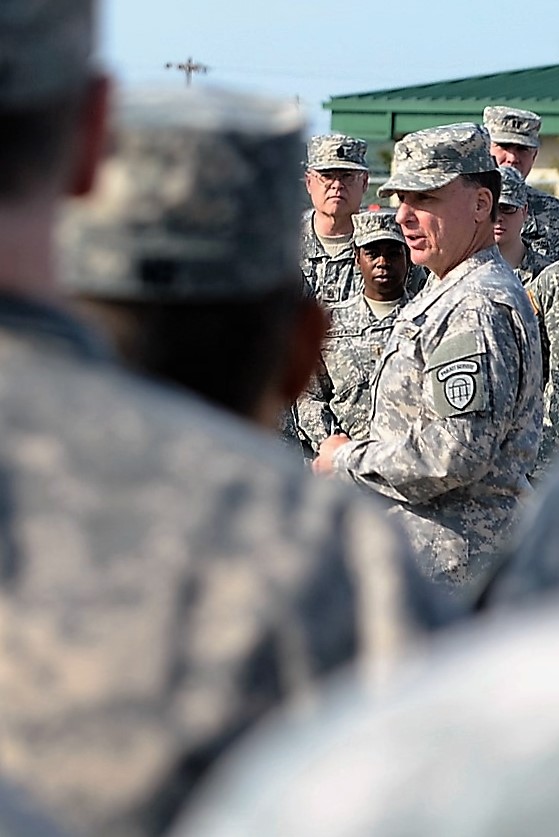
left=165, top=57, right=209, bottom=86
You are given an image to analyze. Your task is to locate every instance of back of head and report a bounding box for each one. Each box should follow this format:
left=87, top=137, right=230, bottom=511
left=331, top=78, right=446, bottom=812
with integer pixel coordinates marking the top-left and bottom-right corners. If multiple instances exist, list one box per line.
left=61, top=86, right=304, bottom=302
left=0, top=0, right=95, bottom=199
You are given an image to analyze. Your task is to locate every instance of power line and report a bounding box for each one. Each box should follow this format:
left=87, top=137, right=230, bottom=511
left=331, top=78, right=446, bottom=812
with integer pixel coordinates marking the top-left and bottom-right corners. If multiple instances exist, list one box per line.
left=164, top=57, right=209, bottom=86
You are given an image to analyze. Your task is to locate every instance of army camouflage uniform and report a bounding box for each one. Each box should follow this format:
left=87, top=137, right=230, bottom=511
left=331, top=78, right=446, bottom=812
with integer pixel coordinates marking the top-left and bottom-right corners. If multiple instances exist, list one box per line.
left=523, top=184, right=559, bottom=261
left=515, top=238, right=554, bottom=285
left=524, top=261, right=559, bottom=476
left=0, top=8, right=447, bottom=836
left=297, top=291, right=411, bottom=450
left=332, top=124, right=543, bottom=593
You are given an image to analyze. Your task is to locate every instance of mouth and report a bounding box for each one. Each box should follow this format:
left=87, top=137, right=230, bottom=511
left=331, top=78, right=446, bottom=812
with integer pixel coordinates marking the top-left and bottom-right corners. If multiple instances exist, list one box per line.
left=405, top=234, right=425, bottom=248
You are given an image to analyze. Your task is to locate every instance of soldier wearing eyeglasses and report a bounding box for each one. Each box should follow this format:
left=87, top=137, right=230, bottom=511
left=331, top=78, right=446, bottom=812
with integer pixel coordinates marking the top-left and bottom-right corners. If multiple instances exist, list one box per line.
left=300, top=134, right=370, bottom=305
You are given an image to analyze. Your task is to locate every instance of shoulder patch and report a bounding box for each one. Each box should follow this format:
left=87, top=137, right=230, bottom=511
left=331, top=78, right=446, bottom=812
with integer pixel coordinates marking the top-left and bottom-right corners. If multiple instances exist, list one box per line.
left=426, top=331, right=487, bottom=418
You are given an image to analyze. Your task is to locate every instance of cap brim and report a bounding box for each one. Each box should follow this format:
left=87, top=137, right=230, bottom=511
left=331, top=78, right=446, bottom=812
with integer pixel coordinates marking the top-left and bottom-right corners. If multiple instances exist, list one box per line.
left=377, top=171, right=460, bottom=197
left=308, top=162, right=368, bottom=171
left=490, top=132, right=540, bottom=149
left=354, top=231, right=407, bottom=248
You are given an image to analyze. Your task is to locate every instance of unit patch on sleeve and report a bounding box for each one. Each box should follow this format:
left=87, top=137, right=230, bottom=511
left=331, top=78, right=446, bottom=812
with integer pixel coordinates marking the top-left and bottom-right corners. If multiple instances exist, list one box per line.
left=426, top=332, right=488, bottom=418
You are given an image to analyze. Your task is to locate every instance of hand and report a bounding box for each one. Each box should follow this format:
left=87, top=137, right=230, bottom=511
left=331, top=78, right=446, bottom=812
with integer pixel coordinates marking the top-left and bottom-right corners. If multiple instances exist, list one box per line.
left=312, top=434, right=351, bottom=475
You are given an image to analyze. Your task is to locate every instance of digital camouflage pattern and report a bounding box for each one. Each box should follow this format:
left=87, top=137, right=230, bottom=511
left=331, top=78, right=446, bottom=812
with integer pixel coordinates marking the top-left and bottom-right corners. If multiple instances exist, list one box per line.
left=172, top=600, right=559, bottom=837
left=333, top=246, right=543, bottom=593
left=522, top=184, right=559, bottom=262
left=60, top=87, right=304, bottom=301
left=296, top=290, right=411, bottom=450
left=524, top=260, right=559, bottom=476
left=0, top=295, right=447, bottom=837
left=351, top=208, right=406, bottom=248
left=305, top=134, right=368, bottom=171
left=514, top=240, right=553, bottom=286
left=0, top=0, right=94, bottom=106
left=378, top=122, right=497, bottom=197
left=483, top=105, right=541, bottom=148
left=498, top=164, right=527, bottom=208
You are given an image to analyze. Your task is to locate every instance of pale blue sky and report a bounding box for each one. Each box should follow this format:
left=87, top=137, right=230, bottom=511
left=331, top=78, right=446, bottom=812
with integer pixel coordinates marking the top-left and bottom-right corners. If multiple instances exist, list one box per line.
left=100, top=0, right=559, bottom=136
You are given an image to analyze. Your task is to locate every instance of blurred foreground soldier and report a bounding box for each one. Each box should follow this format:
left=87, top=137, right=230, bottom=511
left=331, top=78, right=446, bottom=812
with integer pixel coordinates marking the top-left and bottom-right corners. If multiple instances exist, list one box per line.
left=314, top=123, right=543, bottom=598
left=484, top=105, right=559, bottom=260
left=300, top=133, right=369, bottom=304
left=0, top=3, right=445, bottom=835
left=297, top=210, right=412, bottom=450
left=170, top=601, right=559, bottom=837
left=0, top=780, right=71, bottom=837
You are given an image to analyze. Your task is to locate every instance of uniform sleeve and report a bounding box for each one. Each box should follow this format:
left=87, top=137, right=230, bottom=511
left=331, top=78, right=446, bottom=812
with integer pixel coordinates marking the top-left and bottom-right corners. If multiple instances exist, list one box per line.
left=296, top=359, right=340, bottom=452
left=333, top=304, right=537, bottom=505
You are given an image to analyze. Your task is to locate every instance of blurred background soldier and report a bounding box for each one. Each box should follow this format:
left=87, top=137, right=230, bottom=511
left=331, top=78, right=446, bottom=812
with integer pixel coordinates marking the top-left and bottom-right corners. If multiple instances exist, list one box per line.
left=297, top=209, right=411, bottom=450
left=484, top=105, right=559, bottom=261
left=0, top=3, right=447, bottom=835
left=300, top=133, right=369, bottom=305
left=314, top=123, right=543, bottom=601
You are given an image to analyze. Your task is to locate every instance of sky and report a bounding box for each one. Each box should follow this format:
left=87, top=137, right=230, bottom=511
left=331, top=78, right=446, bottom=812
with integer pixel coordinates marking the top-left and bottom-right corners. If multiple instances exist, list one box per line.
left=100, top=0, right=559, bottom=137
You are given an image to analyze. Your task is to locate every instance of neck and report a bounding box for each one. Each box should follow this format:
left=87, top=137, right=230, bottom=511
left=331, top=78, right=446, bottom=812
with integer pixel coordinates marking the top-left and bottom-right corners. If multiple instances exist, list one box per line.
left=497, top=237, right=526, bottom=270
left=313, top=210, right=354, bottom=237
left=435, top=224, right=495, bottom=280
left=0, top=196, right=60, bottom=303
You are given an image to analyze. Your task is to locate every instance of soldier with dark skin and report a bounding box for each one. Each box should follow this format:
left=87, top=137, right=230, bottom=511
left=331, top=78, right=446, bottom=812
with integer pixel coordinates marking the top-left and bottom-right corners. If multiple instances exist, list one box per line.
left=297, top=210, right=411, bottom=448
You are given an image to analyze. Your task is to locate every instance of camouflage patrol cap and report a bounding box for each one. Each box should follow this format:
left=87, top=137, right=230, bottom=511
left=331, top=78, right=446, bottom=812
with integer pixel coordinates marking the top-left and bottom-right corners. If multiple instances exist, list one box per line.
left=306, top=134, right=368, bottom=171
left=483, top=106, right=541, bottom=149
left=352, top=209, right=406, bottom=248
left=59, top=86, right=305, bottom=301
left=498, top=165, right=528, bottom=209
left=0, top=0, right=94, bottom=107
left=378, top=123, right=497, bottom=197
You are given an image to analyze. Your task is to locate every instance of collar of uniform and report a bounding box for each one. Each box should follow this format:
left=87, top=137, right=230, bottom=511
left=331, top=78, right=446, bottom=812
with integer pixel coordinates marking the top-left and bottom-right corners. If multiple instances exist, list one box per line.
left=302, top=210, right=355, bottom=261
left=401, top=246, right=502, bottom=317
left=0, top=293, right=113, bottom=362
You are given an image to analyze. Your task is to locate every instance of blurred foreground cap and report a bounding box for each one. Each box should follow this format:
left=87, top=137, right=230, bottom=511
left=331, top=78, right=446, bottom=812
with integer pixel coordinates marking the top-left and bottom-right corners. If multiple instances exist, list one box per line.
left=0, top=0, right=94, bottom=106
left=60, top=86, right=305, bottom=301
left=378, top=123, right=497, bottom=197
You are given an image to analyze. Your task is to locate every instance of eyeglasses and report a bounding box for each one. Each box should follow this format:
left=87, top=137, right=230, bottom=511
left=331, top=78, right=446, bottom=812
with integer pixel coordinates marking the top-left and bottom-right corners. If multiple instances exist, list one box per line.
left=497, top=204, right=520, bottom=215
left=310, top=169, right=363, bottom=185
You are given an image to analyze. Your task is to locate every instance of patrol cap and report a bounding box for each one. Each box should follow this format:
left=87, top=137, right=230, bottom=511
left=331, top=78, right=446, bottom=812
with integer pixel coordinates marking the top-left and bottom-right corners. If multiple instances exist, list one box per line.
left=352, top=209, right=406, bottom=248
left=59, top=86, right=305, bottom=302
left=378, top=123, right=497, bottom=197
left=483, top=106, right=541, bottom=149
left=306, top=134, right=368, bottom=171
left=0, top=0, right=95, bottom=107
left=498, top=164, right=528, bottom=209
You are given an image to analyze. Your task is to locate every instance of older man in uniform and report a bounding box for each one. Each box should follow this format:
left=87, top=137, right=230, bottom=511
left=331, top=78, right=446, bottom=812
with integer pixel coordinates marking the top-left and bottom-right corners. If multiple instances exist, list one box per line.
left=484, top=105, right=559, bottom=261
left=297, top=209, right=411, bottom=450
left=300, top=133, right=370, bottom=305
left=314, top=123, right=543, bottom=598
left=0, top=3, right=445, bottom=836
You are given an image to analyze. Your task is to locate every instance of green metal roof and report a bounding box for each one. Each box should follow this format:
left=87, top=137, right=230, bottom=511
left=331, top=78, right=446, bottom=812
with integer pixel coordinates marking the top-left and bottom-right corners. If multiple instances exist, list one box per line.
left=325, top=65, right=559, bottom=142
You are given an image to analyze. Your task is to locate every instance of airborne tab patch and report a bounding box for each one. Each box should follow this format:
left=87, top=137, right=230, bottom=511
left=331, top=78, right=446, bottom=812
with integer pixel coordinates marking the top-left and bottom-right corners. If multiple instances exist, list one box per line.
left=427, top=333, right=487, bottom=418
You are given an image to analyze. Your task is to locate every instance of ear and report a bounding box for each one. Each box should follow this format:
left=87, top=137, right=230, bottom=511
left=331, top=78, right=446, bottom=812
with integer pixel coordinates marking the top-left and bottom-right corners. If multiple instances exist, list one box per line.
left=474, top=186, right=493, bottom=222
left=304, top=171, right=313, bottom=196
left=354, top=245, right=360, bottom=267
left=280, top=298, right=329, bottom=404
left=67, top=73, right=111, bottom=197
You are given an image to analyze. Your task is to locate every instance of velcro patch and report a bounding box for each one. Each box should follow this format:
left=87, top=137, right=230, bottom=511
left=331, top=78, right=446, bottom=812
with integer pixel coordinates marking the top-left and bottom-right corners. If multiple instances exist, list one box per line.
left=427, top=333, right=487, bottom=418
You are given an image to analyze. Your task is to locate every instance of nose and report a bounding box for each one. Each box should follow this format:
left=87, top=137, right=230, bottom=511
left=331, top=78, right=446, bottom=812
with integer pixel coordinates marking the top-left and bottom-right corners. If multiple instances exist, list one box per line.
left=396, top=202, right=412, bottom=225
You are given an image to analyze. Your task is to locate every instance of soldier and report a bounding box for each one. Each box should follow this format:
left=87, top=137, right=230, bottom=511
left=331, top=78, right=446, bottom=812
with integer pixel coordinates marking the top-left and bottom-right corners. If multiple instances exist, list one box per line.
left=483, top=105, right=559, bottom=261
left=0, top=3, right=447, bottom=836
left=171, top=598, right=559, bottom=837
left=494, top=164, right=554, bottom=286
left=314, top=123, right=543, bottom=599
left=300, top=133, right=370, bottom=305
left=297, top=209, right=412, bottom=450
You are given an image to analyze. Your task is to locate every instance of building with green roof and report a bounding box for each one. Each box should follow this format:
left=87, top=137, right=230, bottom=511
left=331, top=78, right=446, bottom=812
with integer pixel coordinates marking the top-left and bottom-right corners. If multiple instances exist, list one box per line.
left=325, top=65, right=559, bottom=201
